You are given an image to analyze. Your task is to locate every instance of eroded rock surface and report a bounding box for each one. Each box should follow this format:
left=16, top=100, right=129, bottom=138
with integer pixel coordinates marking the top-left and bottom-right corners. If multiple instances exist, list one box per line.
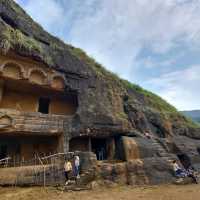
left=0, top=0, right=200, bottom=186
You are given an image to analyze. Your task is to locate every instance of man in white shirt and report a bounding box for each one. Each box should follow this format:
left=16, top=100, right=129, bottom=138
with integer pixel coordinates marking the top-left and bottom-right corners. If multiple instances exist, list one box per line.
left=74, top=155, right=80, bottom=179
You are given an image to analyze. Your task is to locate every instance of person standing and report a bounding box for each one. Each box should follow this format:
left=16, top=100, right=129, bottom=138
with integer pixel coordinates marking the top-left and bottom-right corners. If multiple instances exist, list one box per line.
left=64, top=159, right=72, bottom=185
left=74, top=155, right=80, bottom=179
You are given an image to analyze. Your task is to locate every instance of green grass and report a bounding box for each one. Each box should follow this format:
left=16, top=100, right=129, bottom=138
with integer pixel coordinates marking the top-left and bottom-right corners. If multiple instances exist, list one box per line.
left=0, top=26, right=56, bottom=66
left=0, top=26, right=43, bottom=53
left=165, top=111, right=200, bottom=128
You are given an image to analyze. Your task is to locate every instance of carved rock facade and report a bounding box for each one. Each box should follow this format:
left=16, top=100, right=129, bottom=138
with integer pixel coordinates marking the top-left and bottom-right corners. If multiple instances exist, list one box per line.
left=0, top=0, right=200, bottom=186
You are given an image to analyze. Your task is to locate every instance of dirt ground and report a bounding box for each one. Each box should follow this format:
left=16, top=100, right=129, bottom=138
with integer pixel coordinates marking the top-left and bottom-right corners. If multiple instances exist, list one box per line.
left=0, top=184, right=200, bottom=200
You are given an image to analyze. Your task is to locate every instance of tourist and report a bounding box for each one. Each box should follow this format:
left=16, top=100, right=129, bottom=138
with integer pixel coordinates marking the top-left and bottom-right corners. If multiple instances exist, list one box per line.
left=74, top=155, right=80, bottom=179
left=64, top=158, right=72, bottom=185
left=172, top=160, right=186, bottom=178
left=99, top=147, right=105, bottom=160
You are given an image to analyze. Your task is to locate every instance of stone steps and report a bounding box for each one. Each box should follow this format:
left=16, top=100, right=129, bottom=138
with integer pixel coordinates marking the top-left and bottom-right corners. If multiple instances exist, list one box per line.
left=150, top=139, right=177, bottom=165
left=64, top=168, right=96, bottom=189
left=150, top=139, right=170, bottom=157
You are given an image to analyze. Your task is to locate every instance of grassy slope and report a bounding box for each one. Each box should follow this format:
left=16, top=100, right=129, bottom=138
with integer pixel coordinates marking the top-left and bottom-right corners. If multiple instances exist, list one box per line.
left=69, top=48, right=200, bottom=128
left=69, top=47, right=176, bottom=113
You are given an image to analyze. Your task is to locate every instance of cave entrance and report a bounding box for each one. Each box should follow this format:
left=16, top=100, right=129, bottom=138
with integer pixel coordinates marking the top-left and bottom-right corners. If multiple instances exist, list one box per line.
left=0, top=145, right=7, bottom=160
left=197, top=147, right=200, bottom=155
left=91, top=138, right=107, bottom=160
left=69, top=136, right=117, bottom=161
left=177, top=153, right=191, bottom=169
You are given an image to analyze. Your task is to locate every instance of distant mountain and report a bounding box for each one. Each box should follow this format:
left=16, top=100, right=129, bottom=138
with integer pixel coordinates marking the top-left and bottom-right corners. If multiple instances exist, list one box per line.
left=182, top=110, right=200, bottom=123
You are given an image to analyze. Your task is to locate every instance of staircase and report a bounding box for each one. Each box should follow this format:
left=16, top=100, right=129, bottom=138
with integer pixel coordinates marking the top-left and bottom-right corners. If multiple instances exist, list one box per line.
left=151, top=138, right=176, bottom=163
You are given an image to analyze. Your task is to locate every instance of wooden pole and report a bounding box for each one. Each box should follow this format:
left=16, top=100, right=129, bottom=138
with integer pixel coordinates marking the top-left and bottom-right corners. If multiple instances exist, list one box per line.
left=37, top=155, right=46, bottom=188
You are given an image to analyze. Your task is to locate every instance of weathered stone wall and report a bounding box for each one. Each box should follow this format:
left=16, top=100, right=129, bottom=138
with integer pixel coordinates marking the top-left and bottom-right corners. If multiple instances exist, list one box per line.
left=0, top=135, right=59, bottom=160
left=0, top=107, right=70, bottom=160
left=0, top=54, right=66, bottom=91
left=0, top=152, right=97, bottom=186
left=0, top=54, right=77, bottom=116
left=69, top=137, right=89, bottom=152
left=0, top=89, right=38, bottom=112
left=49, top=98, right=76, bottom=116
left=0, top=108, right=69, bottom=134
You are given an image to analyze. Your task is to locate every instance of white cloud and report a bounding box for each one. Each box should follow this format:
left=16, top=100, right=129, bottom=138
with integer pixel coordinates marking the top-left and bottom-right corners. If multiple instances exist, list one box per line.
left=22, top=0, right=66, bottom=32
left=21, top=0, right=200, bottom=66
left=65, top=0, right=200, bottom=80
left=147, top=65, right=200, bottom=110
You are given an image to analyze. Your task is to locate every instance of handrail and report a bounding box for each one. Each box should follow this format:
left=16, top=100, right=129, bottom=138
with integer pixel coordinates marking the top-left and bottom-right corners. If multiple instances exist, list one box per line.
left=0, top=157, right=11, bottom=163
left=40, top=152, right=74, bottom=160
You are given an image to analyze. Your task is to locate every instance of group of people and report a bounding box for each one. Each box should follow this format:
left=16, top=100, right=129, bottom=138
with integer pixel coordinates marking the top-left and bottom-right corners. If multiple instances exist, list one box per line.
left=172, top=160, right=198, bottom=184
left=64, top=155, right=80, bottom=185
left=143, top=131, right=199, bottom=184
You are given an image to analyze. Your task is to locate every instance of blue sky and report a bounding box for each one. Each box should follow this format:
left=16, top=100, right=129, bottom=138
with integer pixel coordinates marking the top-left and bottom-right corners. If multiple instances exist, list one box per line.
left=15, top=0, right=200, bottom=110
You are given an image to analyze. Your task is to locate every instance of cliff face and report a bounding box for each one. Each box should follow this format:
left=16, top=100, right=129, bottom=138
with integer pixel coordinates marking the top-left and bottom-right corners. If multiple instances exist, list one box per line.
left=1, top=0, right=200, bottom=185
left=0, top=0, right=199, bottom=138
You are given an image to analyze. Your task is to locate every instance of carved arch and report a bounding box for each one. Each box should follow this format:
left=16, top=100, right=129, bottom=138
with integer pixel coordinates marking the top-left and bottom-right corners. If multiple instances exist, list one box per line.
left=51, top=74, right=66, bottom=90
left=28, top=68, right=47, bottom=85
left=0, top=61, right=25, bottom=79
left=0, top=114, right=13, bottom=129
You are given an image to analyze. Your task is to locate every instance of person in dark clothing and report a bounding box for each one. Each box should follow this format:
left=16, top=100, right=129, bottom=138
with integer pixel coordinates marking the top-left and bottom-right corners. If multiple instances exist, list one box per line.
left=186, top=165, right=198, bottom=184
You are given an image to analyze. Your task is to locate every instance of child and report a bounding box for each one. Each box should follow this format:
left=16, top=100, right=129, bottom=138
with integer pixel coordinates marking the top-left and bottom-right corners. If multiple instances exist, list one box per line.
left=64, top=159, right=72, bottom=185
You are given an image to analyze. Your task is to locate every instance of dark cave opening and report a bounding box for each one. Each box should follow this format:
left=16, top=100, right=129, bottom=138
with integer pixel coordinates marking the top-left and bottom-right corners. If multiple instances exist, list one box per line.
left=177, top=153, right=191, bottom=169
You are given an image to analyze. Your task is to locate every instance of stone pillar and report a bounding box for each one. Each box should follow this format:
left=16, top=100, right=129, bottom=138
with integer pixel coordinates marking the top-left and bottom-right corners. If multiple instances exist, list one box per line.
left=88, top=137, right=92, bottom=152
left=0, top=80, right=4, bottom=102
left=107, top=137, right=116, bottom=160
left=121, top=136, right=140, bottom=161
left=63, top=131, right=70, bottom=153
left=63, top=120, right=71, bottom=153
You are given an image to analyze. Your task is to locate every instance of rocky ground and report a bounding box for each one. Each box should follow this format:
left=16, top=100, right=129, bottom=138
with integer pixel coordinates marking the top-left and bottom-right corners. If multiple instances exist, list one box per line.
left=0, top=184, right=200, bottom=200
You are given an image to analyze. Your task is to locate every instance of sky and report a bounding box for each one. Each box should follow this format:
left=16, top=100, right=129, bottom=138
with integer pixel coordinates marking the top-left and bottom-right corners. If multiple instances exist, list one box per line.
left=14, top=0, right=200, bottom=111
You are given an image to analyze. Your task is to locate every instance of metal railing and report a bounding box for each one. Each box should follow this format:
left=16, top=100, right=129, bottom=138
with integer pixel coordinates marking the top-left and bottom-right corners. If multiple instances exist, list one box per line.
left=0, top=152, right=76, bottom=186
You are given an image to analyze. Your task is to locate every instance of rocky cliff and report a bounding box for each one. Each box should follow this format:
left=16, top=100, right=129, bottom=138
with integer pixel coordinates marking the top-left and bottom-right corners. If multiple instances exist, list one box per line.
left=0, top=0, right=199, bottom=137
left=1, top=0, right=200, bottom=185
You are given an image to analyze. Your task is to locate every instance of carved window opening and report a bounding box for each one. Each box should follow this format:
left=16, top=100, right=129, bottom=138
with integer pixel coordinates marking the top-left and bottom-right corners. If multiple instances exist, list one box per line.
left=38, top=97, right=50, bottom=114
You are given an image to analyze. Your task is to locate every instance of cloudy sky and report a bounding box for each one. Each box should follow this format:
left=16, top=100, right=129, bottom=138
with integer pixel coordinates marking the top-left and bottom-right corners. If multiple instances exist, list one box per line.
left=15, top=0, right=200, bottom=111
